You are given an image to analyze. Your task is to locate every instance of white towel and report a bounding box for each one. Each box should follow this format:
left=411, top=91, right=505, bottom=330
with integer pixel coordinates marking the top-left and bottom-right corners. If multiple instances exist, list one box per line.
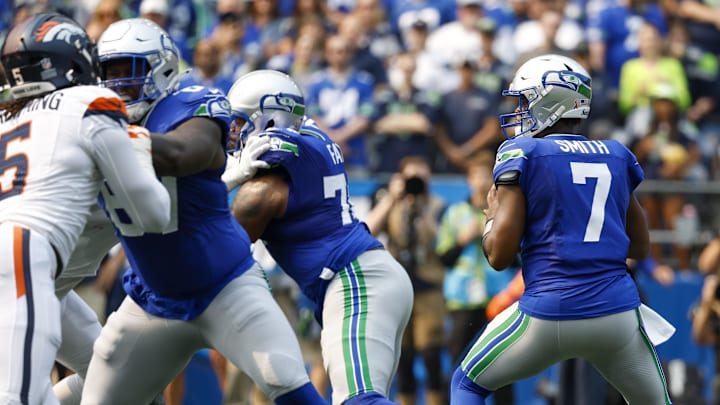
left=639, top=304, right=676, bottom=346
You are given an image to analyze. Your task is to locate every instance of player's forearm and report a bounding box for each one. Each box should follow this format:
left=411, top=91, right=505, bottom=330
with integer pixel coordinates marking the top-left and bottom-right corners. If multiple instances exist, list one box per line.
left=150, top=118, right=225, bottom=177
left=151, top=134, right=219, bottom=177
left=93, top=127, right=171, bottom=232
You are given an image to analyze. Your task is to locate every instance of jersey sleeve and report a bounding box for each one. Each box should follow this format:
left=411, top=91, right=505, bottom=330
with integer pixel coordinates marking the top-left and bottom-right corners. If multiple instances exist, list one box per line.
left=258, top=127, right=302, bottom=167
left=170, top=85, right=233, bottom=140
left=492, top=138, right=532, bottom=184
left=622, top=143, right=644, bottom=190
left=82, top=115, right=171, bottom=234
left=78, top=86, right=128, bottom=128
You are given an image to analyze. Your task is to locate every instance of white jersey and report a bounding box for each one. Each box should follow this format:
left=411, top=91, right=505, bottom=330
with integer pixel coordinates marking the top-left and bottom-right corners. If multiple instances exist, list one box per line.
left=0, top=85, right=170, bottom=269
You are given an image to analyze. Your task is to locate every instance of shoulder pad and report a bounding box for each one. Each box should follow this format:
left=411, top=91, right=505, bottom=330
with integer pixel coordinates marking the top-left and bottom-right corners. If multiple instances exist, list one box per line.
left=263, top=129, right=301, bottom=165
left=168, top=86, right=232, bottom=131
left=77, top=86, right=128, bottom=126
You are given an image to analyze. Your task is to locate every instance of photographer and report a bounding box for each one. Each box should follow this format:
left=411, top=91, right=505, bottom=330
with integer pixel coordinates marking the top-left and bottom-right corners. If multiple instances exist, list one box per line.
left=693, top=231, right=720, bottom=404
left=365, top=156, right=447, bottom=405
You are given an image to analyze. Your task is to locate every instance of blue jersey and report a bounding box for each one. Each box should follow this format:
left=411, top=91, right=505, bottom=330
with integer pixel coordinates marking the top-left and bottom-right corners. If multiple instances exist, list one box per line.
left=493, top=134, right=643, bottom=320
left=258, top=120, right=382, bottom=309
left=104, top=85, right=254, bottom=320
left=305, top=70, right=375, bottom=167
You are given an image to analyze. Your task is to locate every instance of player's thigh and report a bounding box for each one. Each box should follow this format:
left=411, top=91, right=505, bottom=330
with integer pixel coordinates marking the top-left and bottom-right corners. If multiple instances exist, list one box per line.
left=0, top=225, right=61, bottom=405
left=462, top=304, right=560, bottom=391
left=55, top=291, right=102, bottom=378
left=80, top=296, right=202, bottom=405
left=321, top=249, right=413, bottom=403
left=199, top=265, right=308, bottom=400
left=581, top=310, right=672, bottom=405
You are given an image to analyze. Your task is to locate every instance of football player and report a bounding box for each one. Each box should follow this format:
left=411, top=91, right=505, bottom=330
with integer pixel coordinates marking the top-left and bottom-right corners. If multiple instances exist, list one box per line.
left=222, top=69, right=414, bottom=405
left=449, top=54, right=673, bottom=404
left=51, top=18, right=324, bottom=405
left=0, top=13, right=170, bottom=405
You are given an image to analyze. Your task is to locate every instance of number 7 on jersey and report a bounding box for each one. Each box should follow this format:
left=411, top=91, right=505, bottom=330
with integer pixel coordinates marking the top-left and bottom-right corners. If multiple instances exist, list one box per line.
left=570, top=162, right=611, bottom=242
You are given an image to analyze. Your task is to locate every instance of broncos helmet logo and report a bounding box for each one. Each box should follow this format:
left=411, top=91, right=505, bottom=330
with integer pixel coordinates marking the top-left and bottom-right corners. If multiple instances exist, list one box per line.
left=33, top=20, right=94, bottom=68
left=34, top=21, right=85, bottom=43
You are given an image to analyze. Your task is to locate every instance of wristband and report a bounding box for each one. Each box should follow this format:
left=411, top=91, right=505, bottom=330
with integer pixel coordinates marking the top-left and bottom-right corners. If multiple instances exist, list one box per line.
left=483, top=218, right=495, bottom=238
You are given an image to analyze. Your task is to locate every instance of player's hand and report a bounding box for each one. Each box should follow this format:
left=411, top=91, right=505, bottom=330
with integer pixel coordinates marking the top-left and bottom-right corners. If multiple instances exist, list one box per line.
left=221, top=135, right=271, bottom=190
left=127, top=125, right=155, bottom=175
left=484, top=185, right=498, bottom=219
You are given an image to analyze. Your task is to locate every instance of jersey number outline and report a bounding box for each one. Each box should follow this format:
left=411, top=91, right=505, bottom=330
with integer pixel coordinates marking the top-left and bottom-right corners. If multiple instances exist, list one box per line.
left=570, top=162, right=611, bottom=242
left=102, top=176, right=179, bottom=237
left=323, top=173, right=353, bottom=225
left=0, top=122, right=31, bottom=201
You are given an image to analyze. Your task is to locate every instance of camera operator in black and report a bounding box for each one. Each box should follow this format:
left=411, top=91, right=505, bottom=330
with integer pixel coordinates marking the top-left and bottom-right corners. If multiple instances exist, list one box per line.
left=693, top=230, right=720, bottom=404
left=366, top=156, right=447, bottom=405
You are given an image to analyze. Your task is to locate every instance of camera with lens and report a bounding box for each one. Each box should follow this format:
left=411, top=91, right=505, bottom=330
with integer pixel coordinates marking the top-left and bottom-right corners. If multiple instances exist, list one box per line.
left=404, top=176, right=426, bottom=196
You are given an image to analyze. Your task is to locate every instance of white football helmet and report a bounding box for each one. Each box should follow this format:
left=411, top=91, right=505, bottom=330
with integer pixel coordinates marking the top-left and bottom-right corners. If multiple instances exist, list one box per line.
left=500, top=54, right=591, bottom=139
left=226, top=69, right=305, bottom=152
left=97, top=18, right=180, bottom=123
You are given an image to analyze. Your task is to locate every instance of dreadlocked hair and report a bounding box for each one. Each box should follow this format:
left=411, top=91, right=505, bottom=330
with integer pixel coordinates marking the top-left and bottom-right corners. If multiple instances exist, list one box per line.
left=0, top=91, right=53, bottom=119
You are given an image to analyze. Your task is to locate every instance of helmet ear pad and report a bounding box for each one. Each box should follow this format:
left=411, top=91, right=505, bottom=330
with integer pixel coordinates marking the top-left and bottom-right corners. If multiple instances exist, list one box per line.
left=1, top=12, right=101, bottom=98
left=499, top=54, right=592, bottom=139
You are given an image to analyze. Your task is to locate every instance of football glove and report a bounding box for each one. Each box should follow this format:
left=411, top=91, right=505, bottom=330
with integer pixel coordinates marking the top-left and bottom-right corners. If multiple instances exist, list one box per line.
left=221, top=135, right=271, bottom=191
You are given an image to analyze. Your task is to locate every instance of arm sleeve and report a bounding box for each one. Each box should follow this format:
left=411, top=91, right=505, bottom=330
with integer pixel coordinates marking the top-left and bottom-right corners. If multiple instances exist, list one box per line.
left=83, top=115, right=171, bottom=233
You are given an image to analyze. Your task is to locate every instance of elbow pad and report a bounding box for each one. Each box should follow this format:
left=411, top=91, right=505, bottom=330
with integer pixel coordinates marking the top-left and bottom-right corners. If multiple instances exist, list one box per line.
left=496, top=170, right=520, bottom=186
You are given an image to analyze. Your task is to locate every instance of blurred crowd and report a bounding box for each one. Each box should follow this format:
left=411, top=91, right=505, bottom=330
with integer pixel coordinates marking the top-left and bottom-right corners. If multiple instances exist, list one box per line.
left=3, top=0, right=720, bottom=403
left=4, top=0, right=719, bottom=267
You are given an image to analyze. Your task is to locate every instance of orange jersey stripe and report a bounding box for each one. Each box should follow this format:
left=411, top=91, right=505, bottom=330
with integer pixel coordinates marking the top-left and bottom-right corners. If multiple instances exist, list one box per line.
left=13, top=226, right=26, bottom=298
left=87, top=97, right=128, bottom=116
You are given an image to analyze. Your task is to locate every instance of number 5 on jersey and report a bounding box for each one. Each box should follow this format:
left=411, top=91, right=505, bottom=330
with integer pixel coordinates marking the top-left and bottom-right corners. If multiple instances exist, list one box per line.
left=0, top=123, right=30, bottom=201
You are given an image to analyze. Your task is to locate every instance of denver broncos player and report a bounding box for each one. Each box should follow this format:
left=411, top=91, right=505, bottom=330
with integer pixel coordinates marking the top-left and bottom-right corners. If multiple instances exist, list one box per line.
left=0, top=13, right=170, bottom=405
left=449, top=54, right=673, bottom=404
left=223, top=70, right=414, bottom=405
left=73, top=19, right=324, bottom=405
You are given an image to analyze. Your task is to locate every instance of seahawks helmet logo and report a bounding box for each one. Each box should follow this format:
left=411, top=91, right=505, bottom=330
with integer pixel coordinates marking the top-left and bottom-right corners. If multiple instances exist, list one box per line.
left=542, top=70, right=592, bottom=98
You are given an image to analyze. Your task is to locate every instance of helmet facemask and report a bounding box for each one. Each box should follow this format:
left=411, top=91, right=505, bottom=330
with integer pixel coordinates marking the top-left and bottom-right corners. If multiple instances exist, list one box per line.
left=500, top=87, right=540, bottom=139
left=100, top=56, right=155, bottom=123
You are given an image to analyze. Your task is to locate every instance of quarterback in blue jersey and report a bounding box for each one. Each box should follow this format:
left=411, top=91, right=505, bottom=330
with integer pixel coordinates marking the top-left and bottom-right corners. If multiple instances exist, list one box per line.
left=449, top=54, right=673, bottom=405
left=223, top=70, right=413, bottom=405
left=69, top=19, right=324, bottom=405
